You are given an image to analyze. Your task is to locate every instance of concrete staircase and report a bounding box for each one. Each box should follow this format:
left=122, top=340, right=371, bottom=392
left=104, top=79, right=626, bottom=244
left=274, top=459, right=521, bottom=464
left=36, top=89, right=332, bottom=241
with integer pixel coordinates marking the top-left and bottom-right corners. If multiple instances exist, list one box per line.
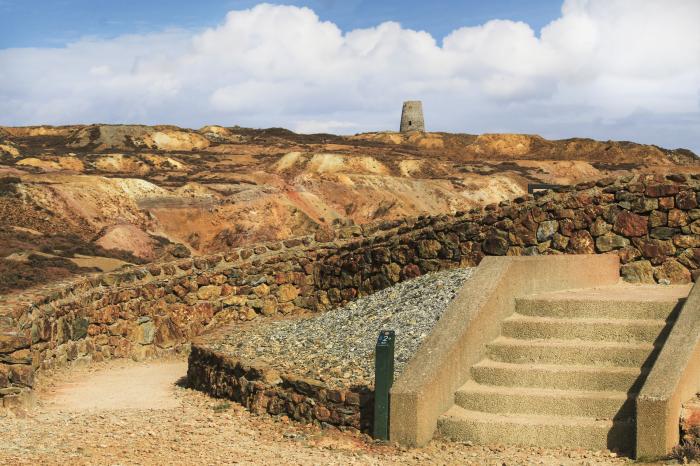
left=437, top=284, right=691, bottom=453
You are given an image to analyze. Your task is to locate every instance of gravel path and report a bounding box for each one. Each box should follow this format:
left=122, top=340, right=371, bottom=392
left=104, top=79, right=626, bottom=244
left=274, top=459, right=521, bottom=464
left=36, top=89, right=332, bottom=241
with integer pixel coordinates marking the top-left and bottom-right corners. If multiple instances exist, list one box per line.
left=207, top=267, right=475, bottom=388
left=0, top=359, right=635, bottom=465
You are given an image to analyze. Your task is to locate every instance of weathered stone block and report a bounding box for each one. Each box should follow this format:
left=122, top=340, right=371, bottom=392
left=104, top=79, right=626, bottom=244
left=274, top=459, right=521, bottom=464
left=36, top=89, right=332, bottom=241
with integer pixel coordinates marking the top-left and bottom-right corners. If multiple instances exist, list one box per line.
left=621, top=260, right=655, bottom=283
left=595, top=233, right=629, bottom=252
left=669, top=209, right=689, bottom=227
left=646, top=184, right=680, bottom=197
left=261, top=298, right=278, bottom=316
left=197, top=285, right=222, bottom=301
left=567, top=230, right=595, bottom=254
left=416, top=240, right=442, bottom=259
left=650, top=227, right=679, bottom=240
left=71, top=317, right=89, bottom=341
left=674, top=235, right=700, bottom=248
left=654, top=259, right=691, bottom=284
left=536, top=220, right=558, bottom=242
left=589, top=218, right=612, bottom=237
left=677, top=190, right=698, bottom=210
left=613, top=211, right=648, bottom=237
left=0, top=334, right=30, bottom=354
left=482, top=231, right=509, bottom=256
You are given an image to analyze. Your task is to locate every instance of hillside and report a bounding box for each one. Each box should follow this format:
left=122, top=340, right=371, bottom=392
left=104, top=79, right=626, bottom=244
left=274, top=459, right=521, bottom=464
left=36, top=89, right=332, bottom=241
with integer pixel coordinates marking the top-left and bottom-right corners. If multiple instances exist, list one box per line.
left=0, top=123, right=697, bottom=292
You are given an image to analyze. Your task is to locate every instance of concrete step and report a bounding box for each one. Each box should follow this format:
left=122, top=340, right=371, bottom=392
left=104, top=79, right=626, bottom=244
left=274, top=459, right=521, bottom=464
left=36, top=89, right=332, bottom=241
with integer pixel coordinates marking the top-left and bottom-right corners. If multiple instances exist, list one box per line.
left=455, top=380, right=633, bottom=419
left=515, top=284, right=690, bottom=320
left=438, top=405, right=634, bottom=452
left=486, top=337, right=657, bottom=367
left=501, top=314, right=669, bottom=344
left=471, top=359, right=646, bottom=392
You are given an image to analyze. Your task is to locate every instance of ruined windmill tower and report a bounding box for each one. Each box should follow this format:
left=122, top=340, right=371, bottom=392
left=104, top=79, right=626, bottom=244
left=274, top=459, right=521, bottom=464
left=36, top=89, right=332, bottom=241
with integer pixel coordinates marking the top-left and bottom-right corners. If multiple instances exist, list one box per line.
left=400, top=100, right=425, bottom=132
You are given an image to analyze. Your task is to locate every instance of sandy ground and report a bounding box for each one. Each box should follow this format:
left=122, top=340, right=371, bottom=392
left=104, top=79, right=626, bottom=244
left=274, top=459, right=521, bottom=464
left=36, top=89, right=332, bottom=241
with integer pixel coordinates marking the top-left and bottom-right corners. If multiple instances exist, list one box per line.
left=0, top=359, right=637, bottom=465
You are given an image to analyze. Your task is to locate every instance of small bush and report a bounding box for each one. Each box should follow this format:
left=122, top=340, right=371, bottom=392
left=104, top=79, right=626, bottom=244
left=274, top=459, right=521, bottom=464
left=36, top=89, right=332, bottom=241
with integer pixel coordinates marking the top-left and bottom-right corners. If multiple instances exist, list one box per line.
left=671, top=440, right=700, bottom=463
left=212, top=402, right=231, bottom=412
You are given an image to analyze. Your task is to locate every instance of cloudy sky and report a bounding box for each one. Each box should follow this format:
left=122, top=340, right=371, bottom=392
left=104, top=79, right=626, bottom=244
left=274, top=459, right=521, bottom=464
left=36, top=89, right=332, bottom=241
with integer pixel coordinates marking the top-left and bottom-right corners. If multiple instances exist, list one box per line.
left=0, top=0, right=699, bottom=153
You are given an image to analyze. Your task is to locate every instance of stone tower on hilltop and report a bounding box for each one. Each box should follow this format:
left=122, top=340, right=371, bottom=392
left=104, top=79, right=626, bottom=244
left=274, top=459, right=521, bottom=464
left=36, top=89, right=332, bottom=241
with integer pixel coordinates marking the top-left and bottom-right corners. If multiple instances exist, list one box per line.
left=400, top=100, right=425, bottom=132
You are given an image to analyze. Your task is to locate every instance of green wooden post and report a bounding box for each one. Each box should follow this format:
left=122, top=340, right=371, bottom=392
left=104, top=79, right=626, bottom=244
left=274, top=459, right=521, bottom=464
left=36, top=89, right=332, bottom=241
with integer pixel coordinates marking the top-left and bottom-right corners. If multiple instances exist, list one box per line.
left=374, top=329, right=395, bottom=440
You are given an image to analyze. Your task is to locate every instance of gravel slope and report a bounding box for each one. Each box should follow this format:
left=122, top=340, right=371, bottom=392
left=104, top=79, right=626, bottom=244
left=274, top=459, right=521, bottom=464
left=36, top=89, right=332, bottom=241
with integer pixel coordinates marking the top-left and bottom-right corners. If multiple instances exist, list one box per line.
left=207, top=267, right=475, bottom=388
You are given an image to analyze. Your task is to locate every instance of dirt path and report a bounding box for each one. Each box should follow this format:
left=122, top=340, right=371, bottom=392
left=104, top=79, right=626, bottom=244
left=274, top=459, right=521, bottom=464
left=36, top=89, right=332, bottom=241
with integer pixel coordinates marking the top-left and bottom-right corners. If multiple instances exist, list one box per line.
left=0, top=359, right=633, bottom=465
left=43, top=361, right=186, bottom=412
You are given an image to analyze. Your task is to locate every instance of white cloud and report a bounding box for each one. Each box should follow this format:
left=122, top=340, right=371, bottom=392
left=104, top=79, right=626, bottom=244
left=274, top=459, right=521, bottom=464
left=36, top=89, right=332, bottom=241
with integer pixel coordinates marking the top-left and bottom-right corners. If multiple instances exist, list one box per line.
left=0, top=1, right=699, bottom=152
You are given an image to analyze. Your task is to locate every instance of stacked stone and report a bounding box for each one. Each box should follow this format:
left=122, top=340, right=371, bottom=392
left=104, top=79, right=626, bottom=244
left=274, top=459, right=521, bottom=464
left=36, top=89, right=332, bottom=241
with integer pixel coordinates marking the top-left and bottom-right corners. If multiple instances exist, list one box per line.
left=1, top=172, right=699, bottom=412
left=187, top=346, right=372, bottom=431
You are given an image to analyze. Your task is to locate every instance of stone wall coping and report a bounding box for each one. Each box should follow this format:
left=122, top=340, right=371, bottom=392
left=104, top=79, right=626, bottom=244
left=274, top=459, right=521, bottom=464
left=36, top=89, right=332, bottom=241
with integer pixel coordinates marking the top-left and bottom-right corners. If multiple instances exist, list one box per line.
left=389, top=254, right=621, bottom=447
left=636, top=282, right=700, bottom=459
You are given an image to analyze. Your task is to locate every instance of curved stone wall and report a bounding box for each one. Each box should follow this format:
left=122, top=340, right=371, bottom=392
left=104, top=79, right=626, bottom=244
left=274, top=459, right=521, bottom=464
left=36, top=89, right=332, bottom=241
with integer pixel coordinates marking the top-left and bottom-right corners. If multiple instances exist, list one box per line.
left=1, top=173, right=699, bottom=412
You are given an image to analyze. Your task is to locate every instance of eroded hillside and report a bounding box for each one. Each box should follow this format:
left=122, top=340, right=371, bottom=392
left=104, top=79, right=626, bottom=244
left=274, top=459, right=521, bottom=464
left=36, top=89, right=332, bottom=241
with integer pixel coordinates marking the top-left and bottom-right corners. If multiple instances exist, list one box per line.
left=0, top=124, right=697, bottom=292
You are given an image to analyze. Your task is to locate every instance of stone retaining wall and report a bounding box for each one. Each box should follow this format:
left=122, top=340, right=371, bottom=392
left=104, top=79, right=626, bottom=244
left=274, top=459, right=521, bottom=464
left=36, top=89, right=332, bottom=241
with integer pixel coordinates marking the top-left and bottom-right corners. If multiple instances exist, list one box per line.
left=187, top=346, right=373, bottom=431
left=1, top=173, right=699, bottom=413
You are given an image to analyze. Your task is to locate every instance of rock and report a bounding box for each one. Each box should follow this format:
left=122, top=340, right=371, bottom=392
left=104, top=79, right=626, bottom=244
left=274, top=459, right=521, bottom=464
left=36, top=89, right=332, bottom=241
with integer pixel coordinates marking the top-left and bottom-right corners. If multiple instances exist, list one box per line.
left=71, top=317, right=89, bottom=341
left=0, top=334, right=30, bottom=354
left=589, top=218, right=612, bottom=237
left=277, top=284, right=300, bottom=303
left=383, top=263, right=401, bottom=283
left=676, top=190, right=698, bottom=210
left=674, top=235, right=700, bottom=248
left=613, top=211, right=648, bottom=237
left=197, top=285, right=222, bottom=301
left=252, top=284, right=270, bottom=297
left=690, top=220, right=700, bottom=235
left=551, top=233, right=569, bottom=250
left=649, top=210, right=667, bottom=228
left=567, top=230, right=595, bottom=254
left=654, top=259, right=691, bottom=284
left=659, top=196, right=675, bottom=210
left=668, top=209, right=689, bottom=227
left=9, top=364, right=34, bottom=387
left=621, top=260, right=655, bottom=283
left=223, top=295, right=247, bottom=307
left=239, top=307, right=257, bottom=321
left=154, top=318, right=184, bottom=348
left=595, top=233, right=629, bottom=252
left=677, top=248, right=700, bottom=270
left=482, top=231, right=509, bottom=256
left=416, top=240, right=442, bottom=258
left=617, top=246, right=642, bottom=264
left=261, top=298, right=278, bottom=316
left=650, top=227, right=678, bottom=240
left=536, top=220, right=558, bottom=242
left=630, top=196, right=658, bottom=213
left=137, top=321, right=156, bottom=345
left=637, top=239, right=675, bottom=265
left=646, top=184, right=680, bottom=197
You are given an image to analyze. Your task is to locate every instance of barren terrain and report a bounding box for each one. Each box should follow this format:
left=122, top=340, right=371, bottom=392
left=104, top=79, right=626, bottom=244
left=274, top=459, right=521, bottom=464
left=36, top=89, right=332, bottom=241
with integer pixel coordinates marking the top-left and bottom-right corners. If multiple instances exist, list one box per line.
left=0, top=358, right=631, bottom=465
left=1, top=124, right=697, bottom=292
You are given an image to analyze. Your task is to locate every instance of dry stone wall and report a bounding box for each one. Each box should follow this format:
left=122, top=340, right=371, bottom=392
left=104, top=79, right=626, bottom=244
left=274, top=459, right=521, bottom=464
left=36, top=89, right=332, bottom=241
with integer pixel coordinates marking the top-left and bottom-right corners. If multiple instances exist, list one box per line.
left=1, top=173, right=699, bottom=413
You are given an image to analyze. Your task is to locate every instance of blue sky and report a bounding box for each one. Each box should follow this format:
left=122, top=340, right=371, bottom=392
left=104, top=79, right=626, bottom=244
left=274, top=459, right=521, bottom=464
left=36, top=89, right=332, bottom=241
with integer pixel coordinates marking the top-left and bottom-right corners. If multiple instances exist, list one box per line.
left=0, top=1, right=699, bottom=153
left=0, top=1, right=561, bottom=48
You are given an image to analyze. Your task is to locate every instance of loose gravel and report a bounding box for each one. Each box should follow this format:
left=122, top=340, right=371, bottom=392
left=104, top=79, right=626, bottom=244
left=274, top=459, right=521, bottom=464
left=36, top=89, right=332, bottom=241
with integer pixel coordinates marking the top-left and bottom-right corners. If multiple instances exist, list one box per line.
left=207, top=267, right=475, bottom=388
